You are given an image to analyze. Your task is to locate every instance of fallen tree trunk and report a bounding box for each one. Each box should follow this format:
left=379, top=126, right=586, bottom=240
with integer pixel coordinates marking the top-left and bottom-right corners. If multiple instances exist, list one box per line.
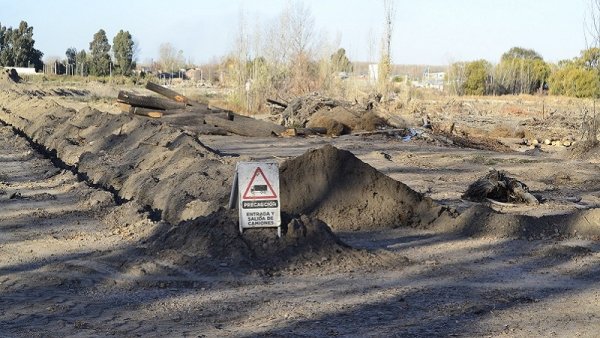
left=117, top=91, right=186, bottom=110
left=120, top=105, right=165, bottom=118
left=145, top=82, right=207, bottom=108
left=178, top=124, right=228, bottom=136
left=160, top=111, right=233, bottom=125
left=204, top=114, right=286, bottom=137
left=281, top=127, right=328, bottom=137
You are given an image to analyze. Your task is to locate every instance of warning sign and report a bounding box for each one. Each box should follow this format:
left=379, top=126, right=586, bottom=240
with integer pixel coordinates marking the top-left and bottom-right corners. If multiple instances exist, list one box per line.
left=236, top=162, right=281, bottom=236
left=242, top=167, right=278, bottom=200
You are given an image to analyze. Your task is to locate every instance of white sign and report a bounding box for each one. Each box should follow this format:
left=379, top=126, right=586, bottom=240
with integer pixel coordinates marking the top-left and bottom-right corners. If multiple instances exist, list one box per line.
left=236, top=162, right=281, bottom=236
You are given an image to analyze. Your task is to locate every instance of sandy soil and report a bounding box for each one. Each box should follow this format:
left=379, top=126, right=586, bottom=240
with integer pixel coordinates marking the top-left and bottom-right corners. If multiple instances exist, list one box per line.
left=2, top=81, right=600, bottom=337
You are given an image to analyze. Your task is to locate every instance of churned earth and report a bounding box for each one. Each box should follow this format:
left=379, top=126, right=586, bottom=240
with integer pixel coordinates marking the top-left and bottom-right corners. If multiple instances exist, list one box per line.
left=2, top=81, right=600, bottom=336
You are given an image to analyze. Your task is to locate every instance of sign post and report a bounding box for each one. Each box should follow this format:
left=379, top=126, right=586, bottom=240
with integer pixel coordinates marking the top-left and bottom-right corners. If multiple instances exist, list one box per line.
left=235, top=161, right=281, bottom=237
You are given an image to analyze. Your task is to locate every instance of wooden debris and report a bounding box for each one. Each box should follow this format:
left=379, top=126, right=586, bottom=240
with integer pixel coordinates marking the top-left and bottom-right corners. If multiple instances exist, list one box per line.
left=204, top=113, right=286, bottom=137
left=116, top=82, right=292, bottom=138
left=266, top=98, right=288, bottom=109
left=280, top=127, right=327, bottom=137
left=463, top=169, right=539, bottom=205
left=117, top=91, right=185, bottom=110
left=145, top=81, right=208, bottom=108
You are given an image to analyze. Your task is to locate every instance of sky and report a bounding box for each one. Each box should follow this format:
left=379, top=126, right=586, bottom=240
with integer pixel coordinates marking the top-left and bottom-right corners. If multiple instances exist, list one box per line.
left=0, top=0, right=591, bottom=66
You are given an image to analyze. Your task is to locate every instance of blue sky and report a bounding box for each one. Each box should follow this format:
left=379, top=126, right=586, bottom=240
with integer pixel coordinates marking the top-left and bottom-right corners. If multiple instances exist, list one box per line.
left=0, top=0, right=589, bottom=65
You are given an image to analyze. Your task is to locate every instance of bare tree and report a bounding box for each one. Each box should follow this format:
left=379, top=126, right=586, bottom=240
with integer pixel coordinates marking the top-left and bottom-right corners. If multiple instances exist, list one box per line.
left=287, top=1, right=315, bottom=57
left=378, top=0, right=396, bottom=94
left=158, top=42, right=184, bottom=73
left=585, top=0, right=600, bottom=48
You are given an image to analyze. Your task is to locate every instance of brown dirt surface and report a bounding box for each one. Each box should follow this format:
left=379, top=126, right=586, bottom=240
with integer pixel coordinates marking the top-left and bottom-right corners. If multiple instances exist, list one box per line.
left=0, top=85, right=405, bottom=274
left=138, top=211, right=404, bottom=275
left=5, top=82, right=600, bottom=336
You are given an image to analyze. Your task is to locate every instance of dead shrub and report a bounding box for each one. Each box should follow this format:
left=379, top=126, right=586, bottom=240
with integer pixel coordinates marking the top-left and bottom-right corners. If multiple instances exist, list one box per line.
left=306, top=115, right=346, bottom=136
left=356, top=112, right=387, bottom=131
left=488, top=123, right=534, bottom=139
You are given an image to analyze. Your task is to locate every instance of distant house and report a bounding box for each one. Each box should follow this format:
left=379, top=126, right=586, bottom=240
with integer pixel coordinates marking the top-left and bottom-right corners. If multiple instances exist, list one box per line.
left=421, top=70, right=445, bottom=90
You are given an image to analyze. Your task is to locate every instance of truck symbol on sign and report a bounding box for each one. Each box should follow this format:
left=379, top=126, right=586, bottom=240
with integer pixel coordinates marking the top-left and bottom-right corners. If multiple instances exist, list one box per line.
left=251, top=184, right=268, bottom=194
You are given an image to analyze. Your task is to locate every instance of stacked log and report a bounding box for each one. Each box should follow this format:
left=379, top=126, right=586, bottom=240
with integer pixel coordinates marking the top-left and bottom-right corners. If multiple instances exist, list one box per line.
left=117, top=82, right=286, bottom=137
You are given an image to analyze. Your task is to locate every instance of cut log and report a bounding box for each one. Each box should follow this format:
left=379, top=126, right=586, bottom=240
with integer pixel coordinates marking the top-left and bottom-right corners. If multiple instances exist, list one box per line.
left=159, top=111, right=233, bottom=126
left=204, top=114, right=286, bottom=137
left=117, top=91, right=186, bottom=110
left=132, top=107, right=229, bottom=117
left=134, top=110, right=163, bottom=118
left=125, top=106, right=165, bottom=118
left=145, top=82, right=207, bottom=108
left=280, top=127, right=326, bottom=137
left=178, top=124, right=228, bottom=136
left=118, top=102, right=132, bottom=113
left=266, top=98, right=288, bottom=109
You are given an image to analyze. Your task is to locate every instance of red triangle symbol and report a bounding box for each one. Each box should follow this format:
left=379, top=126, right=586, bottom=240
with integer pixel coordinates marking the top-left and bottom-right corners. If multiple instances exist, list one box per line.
left=242, top=167, right=278, bottom=200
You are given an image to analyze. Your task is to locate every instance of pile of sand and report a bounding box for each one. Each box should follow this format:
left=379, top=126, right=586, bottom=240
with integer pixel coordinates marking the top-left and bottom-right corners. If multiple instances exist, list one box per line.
left=132, top=208, right=406, bottom=275
left=280, top=144, right=455, bottom=231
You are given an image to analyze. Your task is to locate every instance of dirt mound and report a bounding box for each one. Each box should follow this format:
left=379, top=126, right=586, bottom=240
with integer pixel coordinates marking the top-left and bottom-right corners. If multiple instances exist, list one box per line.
left=280, top=144, right=454, bottom=231
left=280, top=93, right=390, bottom=134
left=0, top=68, right=20, bottom=84
left=443, top=204, right=600, bottom=240
left=569, top=140, right=600, bottom=161
left=139, top=209, right=403, bottom=274
left=0, top=92, right=234, bottom=225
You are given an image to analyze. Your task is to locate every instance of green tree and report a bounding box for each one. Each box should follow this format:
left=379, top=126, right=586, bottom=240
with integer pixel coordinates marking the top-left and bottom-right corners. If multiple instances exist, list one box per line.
left=577, top=47, right=600, bottom=71
left=0, top=25, right=14, bottom=66
left=463, top=60, right=491, bottom=95
left=495, top=47, right=549, bottom=95
left=65, top=47, right=77, bottom=65
left=330, top=48, right=353, bottom=73
left=76, top=49, right=88, bottom=76
left=548, top=49, right=600, bottom=98
left=112, top=30, right=136, bottom=76
left=89, top=29, right=111, bottom=76
left=64, top=47, right=77, bottom=76
left=501, top=47, right=542, bottom=61
left=0, top=21, right=43, bottom=70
